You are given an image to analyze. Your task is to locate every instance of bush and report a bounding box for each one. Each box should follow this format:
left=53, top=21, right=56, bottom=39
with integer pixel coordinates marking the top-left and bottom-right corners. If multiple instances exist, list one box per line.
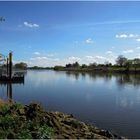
left=0, top=103, right=54, bottom=139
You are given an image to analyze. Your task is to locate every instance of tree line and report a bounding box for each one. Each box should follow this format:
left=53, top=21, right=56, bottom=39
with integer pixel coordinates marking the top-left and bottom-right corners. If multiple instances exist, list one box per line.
left=7, top=55, right=140, bottom=72
left=54, top=55, right=140, bottom=72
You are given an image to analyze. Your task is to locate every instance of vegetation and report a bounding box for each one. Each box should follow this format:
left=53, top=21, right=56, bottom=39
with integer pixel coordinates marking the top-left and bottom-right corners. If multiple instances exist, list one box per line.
left=53, top=55, right=140, bottom=73
left=0, top=101, right=122, bottom=139
left=0, top=102, right=54, bottom=139
left=14, top=62, right=27, bottom=70
left=28, top=66, right=53, bottom=70
left=10, top=55, right=140, bottom=73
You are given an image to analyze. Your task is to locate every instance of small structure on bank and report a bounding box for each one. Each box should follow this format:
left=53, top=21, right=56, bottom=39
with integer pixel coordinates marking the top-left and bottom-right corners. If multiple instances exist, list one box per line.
left=0, top=52, right=24, bottom=83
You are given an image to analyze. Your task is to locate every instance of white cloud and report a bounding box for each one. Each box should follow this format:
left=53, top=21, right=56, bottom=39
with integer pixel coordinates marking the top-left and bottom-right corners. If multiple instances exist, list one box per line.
left=86, top=55, right=107, bottom=63
left=129, top=34, right=137, bottom=38
left=123, top=49, right=134, bottom=54
left=116, top=34, right=127, bottom=38
left=86, top=56, right=94, bottom=59
left=85, top=38, right=94, bottom=44
left=34, top=52, right=40, bottom=55
left=136, top=46, right=140, bottom=49
left=47, top=54, right=54, bottom=57
left=24, top=21, right=39, bottom=28
left=68, top=56, right=81, bottom=62
left=136, top=38, right=140, bottom=42
left=85, top=56, right=95, bottom=62
left=106, top=51, right=113, bottom=54
left=27, top=54, right=118, bottom=67
left=116, top=34, right=138, bottom=39
left=30, top=56, right=48, bottom=61
left=95, top=55, right=106, bottom=60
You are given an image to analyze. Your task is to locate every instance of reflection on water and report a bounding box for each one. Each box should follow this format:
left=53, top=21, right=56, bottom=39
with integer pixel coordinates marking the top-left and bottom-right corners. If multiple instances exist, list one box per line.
left=1, top=70, right=140, bottom=138
left=0, top=82, right=24, bottom=103
left=65, top=71, right=140, bottom=87
left=116, top=74, right=140, bottom=88
left=7, top=83, right=12, bottom=102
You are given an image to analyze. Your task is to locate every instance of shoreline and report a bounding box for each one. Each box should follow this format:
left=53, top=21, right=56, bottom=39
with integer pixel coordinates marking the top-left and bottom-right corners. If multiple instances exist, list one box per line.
left=53, top=68, right=140, bottom=74
left=27, top=67, right=140, bottom=74
left=0, top=101, right=124, bottom=139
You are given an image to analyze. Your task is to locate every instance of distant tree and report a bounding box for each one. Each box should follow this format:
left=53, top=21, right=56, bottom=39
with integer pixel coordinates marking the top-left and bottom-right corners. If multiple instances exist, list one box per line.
left=33, top=66, right=39, bottom=69
left=65, top=63, right=72, bottom=68
left=98, top=64, right=105, bottom=67
left=14, top=62, right=27, bottom=70
left=72, top=62, right=80, bottom=67
left=30, top=66, right=40, bottom=69
left=124, top=60, right=132, bottom=71
left=104, top=61, right=112, bottom=67
left=89, top=62, right=97, bottom=68
left=54, top=66, right=64, bottom=70
left=133, top=58, right=140, bottom=72
left=81, top=64, right=87, bottom=68
left=116, top=55, right=127, bottom=67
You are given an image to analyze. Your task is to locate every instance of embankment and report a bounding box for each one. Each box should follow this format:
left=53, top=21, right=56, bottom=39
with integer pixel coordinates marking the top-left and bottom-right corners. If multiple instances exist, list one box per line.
left=0, top=101, right=124, bottom=139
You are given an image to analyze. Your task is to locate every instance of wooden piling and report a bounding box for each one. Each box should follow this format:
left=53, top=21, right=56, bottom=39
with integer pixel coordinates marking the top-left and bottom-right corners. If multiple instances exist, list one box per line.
left=7, top=58, right=9, bottom=77
left=9, top=52, right=12, bottom=79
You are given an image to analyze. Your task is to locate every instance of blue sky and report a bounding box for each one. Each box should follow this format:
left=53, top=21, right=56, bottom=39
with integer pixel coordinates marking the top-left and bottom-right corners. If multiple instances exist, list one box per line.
left=1, top=1, right=140, bottom=66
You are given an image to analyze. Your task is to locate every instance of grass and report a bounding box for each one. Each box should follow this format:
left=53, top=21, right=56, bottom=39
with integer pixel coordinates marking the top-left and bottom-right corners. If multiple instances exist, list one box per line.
left=0, top=102, right=54, bottom=139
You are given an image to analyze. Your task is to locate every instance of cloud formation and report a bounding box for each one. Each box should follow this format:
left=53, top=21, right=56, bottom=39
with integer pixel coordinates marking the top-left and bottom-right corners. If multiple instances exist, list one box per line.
left=106, top=51, right=113, bottom=54
left=136, top=46, right=140, bottom=49
left=136, top=38, right=140, bottom=42
left=116, top=34, right=138, bottom=39
left=24, top=21, right=39, bottom=28
left=30, top=57, right=48, bottom=60
left=27, top=53, right=118, bottom=67
left=85, top=38, right=94, bottom=44
left=123, top=49, right=134, bottom=54
left=68, top=56, right=81, bottom=62
left=34, top=52, right=40, bottom=55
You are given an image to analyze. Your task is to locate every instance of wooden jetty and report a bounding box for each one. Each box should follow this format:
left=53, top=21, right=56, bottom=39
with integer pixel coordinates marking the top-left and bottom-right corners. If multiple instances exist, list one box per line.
left=0, top=76, right=24, bottom=84
left=0, top=52, right=24, bottom=83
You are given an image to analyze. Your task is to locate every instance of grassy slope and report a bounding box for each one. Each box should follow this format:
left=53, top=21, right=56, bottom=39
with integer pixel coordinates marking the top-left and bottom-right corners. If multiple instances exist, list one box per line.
left=0, top=102, right=123, bottom=139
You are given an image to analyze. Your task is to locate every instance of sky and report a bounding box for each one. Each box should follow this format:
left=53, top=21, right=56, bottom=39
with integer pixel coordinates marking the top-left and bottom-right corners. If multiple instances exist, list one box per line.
left=1, top=1, right=140, bottom=67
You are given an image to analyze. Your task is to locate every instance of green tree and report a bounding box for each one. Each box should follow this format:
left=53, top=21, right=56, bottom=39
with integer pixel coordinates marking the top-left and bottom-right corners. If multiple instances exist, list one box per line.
left=133, top=58, right=140, bottom=72
left=104, top=61, right=112, bottom=67
left=125, top=60, right=132, bottom=71
left=14, top=62, right=27, bottom=70
left=65, top=63, right=72, bottom=68
left=54, top=66, right=64, bottom=70
left=72, top=62, right=80, bottom=67
left=116, top=55, right=127, bottom=67
left=81, top=64, right=87, bottom=68
left=89, top=62, right=97, bottom=68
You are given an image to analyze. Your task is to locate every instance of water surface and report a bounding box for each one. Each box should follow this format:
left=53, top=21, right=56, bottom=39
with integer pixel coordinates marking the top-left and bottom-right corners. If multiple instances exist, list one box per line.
left=0, top=70, right=140, bottom=138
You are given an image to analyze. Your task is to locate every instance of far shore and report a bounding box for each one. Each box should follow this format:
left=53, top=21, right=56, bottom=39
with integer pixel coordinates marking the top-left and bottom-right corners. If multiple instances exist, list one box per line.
left=27, top=67, right=140, bottom=74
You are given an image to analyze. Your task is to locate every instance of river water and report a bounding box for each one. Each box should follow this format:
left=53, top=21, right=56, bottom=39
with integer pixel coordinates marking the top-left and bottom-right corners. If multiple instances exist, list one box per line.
left=0, top=70, right=140, bottom=138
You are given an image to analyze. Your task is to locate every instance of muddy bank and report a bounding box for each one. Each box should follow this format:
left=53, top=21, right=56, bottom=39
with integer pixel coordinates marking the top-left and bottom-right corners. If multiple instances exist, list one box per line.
left=45, top=111, right=123, bottom=139
left=0, top=102, right=123, bottom=139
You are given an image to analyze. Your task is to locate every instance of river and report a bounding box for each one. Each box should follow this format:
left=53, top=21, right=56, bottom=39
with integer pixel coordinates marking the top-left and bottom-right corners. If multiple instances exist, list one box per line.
left=0, top=70, right=140, bottom=138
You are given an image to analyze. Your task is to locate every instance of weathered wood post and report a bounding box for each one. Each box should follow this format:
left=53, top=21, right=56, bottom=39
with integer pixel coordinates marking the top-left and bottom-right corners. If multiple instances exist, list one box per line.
left=9, top=52, right=12, bottom=79
left=7, top=58, right=9, bottom=77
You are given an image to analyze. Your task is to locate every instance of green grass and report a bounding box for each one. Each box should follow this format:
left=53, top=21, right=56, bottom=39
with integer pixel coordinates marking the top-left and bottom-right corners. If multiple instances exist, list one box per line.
left=0, top=103, right=54, bottom=139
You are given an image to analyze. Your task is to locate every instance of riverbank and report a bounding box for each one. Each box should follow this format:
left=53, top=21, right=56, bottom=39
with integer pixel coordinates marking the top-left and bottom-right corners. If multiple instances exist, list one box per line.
left=53, top=67, right=140, bottom=74
left=0, top=101, right=123, bottom=139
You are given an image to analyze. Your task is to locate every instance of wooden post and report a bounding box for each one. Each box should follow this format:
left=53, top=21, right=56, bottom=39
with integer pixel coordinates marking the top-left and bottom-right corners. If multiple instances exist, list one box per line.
left=9, top=52, right=12, bottom=79
left=7, top=58, right=9, bottom=77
